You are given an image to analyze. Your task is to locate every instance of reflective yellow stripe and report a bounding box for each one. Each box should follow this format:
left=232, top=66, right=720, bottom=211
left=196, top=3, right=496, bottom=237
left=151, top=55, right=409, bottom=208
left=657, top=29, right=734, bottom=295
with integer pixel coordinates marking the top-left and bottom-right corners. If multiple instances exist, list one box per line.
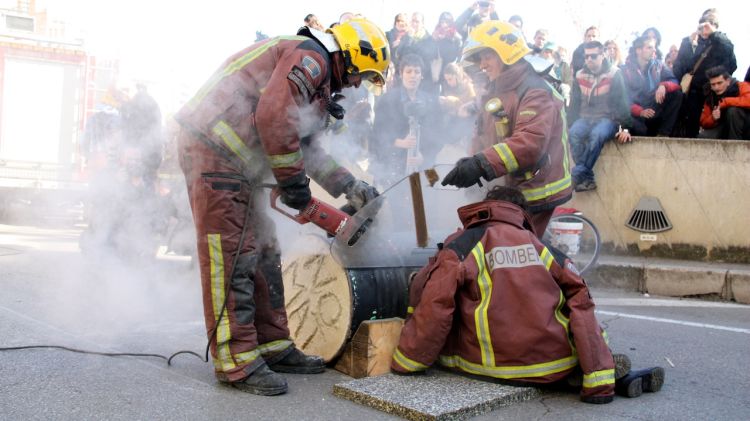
left=555, top=291, right=573, bottom=338
left=189, top=36, right=303, bottom=107
left=212, top=349, right=262, bottom=367
left=439, top=354, right=578, bottom=379
left=546, top=80, right=566, bottom=102
left=208, top=234, right=234, bottom=371
left=583, top=369, right=615, bottom=388
left=520, top=95, right=572, bottom=203
left=257, top=339, right=293, bottom=356
left=560, top=107, right=571, bottom=178
left=211, top=120, right=256, bottom=166
left=268, top=150, right=303, bottom=169
left=309, top=156, right=339, bottom=180
left=602, top=329, right=610, bottom=345
left=519, top=110, right=537, bottom=117
left=393, top=348, right=428, bottom=372
left=407, top=306, right=414, bottom=314
left=521, top=175, right=572, bottom=202
left=540, top=247, right=554, bottom=271
left=492, top=143, right=519, bottom=173
left=471, top=242, right=495, bottom=367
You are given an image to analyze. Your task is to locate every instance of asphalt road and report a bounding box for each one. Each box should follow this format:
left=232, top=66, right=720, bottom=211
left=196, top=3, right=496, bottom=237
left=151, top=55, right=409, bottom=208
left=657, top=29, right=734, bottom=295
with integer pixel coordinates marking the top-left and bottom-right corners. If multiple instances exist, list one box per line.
left=1, top=223, right=748, bottom=420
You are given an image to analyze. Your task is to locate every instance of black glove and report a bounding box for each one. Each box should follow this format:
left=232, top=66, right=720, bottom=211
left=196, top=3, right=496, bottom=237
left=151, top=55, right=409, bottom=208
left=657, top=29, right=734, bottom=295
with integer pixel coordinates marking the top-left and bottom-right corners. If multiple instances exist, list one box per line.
left=345, top=179, right=380, bottom=211
left=280, top=177, right=311, bottom=210
left=441, top=156, right=486, bottom=188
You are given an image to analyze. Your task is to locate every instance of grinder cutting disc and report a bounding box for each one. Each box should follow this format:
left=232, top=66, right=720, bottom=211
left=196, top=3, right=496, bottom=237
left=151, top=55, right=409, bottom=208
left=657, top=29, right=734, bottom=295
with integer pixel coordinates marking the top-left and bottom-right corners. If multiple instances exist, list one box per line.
left=335, top=198, right=382, bottom=246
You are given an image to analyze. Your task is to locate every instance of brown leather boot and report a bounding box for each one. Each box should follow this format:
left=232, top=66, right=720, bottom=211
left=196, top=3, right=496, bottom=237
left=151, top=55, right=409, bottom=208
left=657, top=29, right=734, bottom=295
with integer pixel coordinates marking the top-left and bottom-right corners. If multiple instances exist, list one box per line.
left=269, top=347, right=325, bottom=374
left=230, top=364, right=288, bottom=396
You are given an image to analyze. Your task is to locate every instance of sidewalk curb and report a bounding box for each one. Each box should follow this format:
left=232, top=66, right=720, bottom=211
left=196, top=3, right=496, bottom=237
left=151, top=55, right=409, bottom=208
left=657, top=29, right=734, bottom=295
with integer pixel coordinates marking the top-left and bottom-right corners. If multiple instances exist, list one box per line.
left=585, top=256, right=750, bottom=304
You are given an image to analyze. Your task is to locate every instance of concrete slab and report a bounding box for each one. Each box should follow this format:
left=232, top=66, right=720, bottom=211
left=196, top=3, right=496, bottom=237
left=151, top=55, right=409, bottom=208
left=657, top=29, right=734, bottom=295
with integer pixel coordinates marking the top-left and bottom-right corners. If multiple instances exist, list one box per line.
left=333, top=370, right=539, bottom=420
left=644, top=265, right=726, bottom=297
left=587, top=256, right=644, bottom=291
left=728, top=270, right=750, bottom=304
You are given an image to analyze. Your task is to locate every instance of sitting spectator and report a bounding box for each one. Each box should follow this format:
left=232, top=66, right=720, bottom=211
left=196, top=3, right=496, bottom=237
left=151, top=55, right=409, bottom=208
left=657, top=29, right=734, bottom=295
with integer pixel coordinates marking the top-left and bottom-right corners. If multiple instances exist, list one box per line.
left=455, top=0, right=499, bottom=40
left=530, top=29, right=549, bottom=55
left=622, top=35, right=682, bottom=137
left=699, top=66, right=750, bottom=140
left=604, top=40, right=623, bottom=68
left=391, top=185, right=665, bottom=403
left=673, top=11, right=737, bottom=137
left=571, top=26, right=599, bottom=76
left=370, top=54, right=444, bottom=187
left=569, top=41, right=633, bottom=192
left=642, top=27, right=664, bottom=60
left=664, top=44, right=679, bottom=70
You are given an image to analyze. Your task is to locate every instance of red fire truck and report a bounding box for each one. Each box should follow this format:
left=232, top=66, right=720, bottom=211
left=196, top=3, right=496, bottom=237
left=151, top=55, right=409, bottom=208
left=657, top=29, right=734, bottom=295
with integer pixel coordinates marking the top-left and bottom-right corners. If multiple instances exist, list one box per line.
left=0, top=8, right=117, bottom=223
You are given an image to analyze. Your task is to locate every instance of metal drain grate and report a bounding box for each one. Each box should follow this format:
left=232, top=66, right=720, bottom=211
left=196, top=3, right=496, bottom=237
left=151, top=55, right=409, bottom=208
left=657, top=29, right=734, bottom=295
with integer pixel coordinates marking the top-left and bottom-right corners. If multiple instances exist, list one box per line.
left=625, top=196, right=672, bottom=233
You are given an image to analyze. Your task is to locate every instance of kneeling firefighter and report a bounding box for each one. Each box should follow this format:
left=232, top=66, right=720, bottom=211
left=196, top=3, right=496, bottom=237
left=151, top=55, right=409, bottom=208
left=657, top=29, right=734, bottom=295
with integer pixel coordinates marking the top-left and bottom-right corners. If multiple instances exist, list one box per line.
left=175, top=19, right=389, bottom=395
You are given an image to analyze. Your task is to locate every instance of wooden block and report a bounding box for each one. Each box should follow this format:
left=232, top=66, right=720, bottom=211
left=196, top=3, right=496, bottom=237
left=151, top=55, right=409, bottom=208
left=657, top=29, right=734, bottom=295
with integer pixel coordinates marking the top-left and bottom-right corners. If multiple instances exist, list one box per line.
left=335, top=318, right=404, bottom=378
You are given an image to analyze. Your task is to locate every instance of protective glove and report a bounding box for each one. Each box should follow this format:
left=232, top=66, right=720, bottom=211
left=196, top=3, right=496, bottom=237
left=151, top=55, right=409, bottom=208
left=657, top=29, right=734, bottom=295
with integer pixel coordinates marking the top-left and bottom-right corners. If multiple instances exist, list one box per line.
left=441, top=156, right=486, bottom=188
left=345, top=179, right=380, bottom=211
left=280, top=177, right=312, bottom=210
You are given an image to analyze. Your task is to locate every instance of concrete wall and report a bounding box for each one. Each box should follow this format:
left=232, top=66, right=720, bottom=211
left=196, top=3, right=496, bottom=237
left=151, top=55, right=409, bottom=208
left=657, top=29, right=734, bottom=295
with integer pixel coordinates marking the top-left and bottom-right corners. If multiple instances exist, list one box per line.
left=569, top=137, right=750, bottom=263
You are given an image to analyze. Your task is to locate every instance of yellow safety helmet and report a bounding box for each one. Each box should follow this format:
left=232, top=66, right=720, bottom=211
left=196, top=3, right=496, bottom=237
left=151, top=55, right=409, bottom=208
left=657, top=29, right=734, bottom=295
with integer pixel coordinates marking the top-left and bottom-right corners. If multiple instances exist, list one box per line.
left=329, top=18, right=390, bottom=91
left=462, top=20, right=531, bottom=65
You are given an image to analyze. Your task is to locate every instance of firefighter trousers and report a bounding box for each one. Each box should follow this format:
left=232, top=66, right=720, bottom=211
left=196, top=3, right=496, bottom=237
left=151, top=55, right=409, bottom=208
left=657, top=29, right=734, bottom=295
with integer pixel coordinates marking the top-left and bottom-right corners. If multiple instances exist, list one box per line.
left=178, top=130, right=292, bottom=382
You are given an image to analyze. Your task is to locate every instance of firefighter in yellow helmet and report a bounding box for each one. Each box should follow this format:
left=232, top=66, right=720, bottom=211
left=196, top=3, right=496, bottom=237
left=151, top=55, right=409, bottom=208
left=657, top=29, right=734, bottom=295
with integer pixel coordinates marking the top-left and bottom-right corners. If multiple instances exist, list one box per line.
left=174, top=18, right=389, bottom=396
left=441, top=20, right=573, bottom=235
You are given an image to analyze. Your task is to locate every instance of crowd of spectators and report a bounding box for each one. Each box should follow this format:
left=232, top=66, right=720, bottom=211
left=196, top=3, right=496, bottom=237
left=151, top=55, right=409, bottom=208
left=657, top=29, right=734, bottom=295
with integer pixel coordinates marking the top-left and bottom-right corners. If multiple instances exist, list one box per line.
left=299, top=3, right=750, bottom=191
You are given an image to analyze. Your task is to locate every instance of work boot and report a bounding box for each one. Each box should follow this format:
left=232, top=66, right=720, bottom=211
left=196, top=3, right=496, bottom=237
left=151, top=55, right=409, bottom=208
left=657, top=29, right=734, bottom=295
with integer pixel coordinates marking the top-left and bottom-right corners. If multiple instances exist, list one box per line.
left=269, top=347, right=326, bottom=374
left=230, top=364, right=288, bottom=396
left=581, top=394, right=614, bottom=405
left=615, top=367, right=665, bottom=398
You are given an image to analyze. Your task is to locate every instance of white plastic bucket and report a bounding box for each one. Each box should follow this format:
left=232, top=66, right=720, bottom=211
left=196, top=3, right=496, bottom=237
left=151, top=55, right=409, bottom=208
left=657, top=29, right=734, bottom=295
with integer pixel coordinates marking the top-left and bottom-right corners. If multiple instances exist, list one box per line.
left=549, top=221, right=583, bottom=255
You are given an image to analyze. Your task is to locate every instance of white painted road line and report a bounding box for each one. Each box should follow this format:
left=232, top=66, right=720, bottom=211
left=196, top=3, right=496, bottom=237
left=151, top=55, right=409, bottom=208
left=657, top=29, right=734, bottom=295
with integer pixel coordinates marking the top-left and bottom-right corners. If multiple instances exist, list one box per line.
left=596, top=310, right=750, bottom=334
left=596, top=297, right=749, bottom=308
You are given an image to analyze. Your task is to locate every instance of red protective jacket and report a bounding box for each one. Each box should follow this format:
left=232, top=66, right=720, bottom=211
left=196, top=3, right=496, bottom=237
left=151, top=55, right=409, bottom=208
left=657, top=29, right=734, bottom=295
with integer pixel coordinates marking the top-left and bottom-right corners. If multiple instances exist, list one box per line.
left=700, top=81, right=750, bottom=129
left=471, top=63, right=573, bottom=214
left=175, top=35, right=353, bottom=194
left=392, top=200, right=615, bottom=400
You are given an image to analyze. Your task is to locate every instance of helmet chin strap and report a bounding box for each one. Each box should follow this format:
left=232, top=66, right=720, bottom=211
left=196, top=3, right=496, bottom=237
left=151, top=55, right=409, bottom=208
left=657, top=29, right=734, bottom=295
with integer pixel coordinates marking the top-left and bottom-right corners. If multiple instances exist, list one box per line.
left=330, top=52, right=350, bottom=92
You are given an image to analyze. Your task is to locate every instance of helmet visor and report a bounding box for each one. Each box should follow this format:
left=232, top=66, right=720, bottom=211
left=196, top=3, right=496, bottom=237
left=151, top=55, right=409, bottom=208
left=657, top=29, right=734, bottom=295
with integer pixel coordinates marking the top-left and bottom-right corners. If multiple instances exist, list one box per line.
left=360, top=71, right=385, bottom=95
left=360, top=71, right=385, bottom=87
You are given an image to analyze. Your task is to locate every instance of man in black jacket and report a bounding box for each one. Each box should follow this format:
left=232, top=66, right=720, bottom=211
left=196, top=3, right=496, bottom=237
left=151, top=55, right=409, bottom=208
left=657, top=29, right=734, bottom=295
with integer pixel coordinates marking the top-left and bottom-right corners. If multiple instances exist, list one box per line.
left=673, top=12, right=736, bottom=137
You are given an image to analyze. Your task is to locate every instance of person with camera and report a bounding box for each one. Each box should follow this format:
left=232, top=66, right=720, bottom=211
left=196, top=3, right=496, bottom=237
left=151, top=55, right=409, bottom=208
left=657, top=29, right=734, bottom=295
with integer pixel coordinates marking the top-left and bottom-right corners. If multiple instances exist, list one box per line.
left=455, top=0, right=499, bottom=40
left=370, top=53, right=444, bottom=187
left=673, top=11, right=736, bottom=137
